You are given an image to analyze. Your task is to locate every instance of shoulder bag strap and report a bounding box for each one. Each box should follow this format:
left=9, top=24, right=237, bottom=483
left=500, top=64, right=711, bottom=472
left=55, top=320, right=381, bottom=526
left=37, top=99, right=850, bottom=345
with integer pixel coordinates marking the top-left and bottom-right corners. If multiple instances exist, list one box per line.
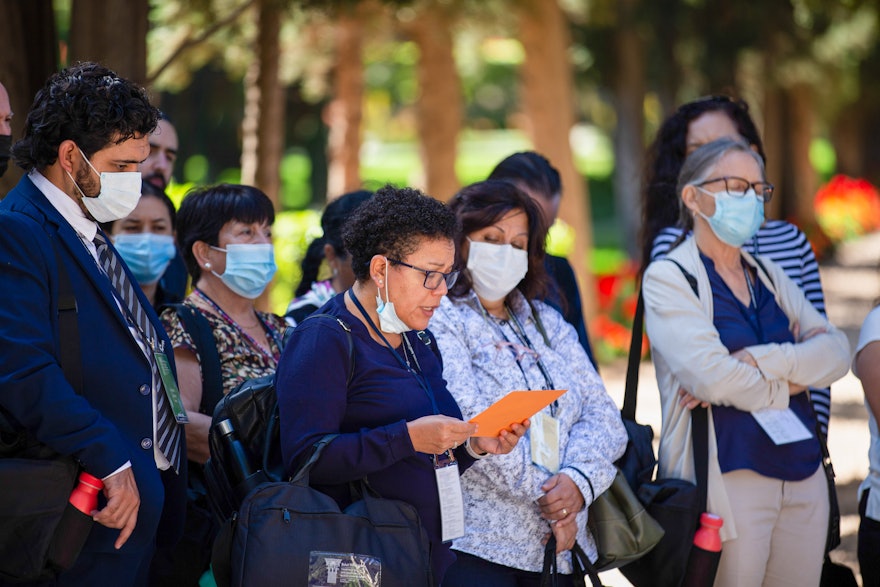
left=51, top=236, right=83, bottom=395
left=651, top=259, right=709, bottom=508
left=170, top=303, right=224, bottom=415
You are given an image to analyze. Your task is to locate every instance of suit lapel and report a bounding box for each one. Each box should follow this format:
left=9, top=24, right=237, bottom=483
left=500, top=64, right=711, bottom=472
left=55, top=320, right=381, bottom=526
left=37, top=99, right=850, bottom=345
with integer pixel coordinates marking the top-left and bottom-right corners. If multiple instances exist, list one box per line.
left=21, top=176, right=135, bottom=336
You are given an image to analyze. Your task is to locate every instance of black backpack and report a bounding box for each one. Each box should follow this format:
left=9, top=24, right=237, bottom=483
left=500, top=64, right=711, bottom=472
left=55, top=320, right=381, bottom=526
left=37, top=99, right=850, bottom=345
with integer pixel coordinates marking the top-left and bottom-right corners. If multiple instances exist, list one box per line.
left=202, top=314, right=354, bottom=523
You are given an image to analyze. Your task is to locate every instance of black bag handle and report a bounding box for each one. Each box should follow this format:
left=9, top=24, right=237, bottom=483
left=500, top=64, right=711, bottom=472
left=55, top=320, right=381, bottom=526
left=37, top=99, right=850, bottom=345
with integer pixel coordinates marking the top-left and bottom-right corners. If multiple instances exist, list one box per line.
left=632, top=259, right=709, bottom=507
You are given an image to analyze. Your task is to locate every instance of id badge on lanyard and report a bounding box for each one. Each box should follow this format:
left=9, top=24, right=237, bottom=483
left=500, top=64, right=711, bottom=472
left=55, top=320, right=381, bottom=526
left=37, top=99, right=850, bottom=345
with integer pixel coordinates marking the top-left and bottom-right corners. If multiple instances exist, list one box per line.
left=152, top=341, right=189, bottom=423
left=530, top=411, right=560, bottom=473
left=434, top=451, right=465, bottom=542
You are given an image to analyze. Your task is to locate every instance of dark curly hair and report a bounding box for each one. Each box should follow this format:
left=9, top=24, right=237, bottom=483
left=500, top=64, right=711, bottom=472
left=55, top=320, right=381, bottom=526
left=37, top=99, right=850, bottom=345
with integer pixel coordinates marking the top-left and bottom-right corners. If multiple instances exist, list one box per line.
left=176, top=184, right=275, bottom=282
left=296, top=189, right=373, bottom=296
left=342, top=185, right=458, bottom=282
left=448, top=180, right=548, bottom=302
left=639, top=95, right=766, bottom=273
left=12, top=62, right=159, bottom=171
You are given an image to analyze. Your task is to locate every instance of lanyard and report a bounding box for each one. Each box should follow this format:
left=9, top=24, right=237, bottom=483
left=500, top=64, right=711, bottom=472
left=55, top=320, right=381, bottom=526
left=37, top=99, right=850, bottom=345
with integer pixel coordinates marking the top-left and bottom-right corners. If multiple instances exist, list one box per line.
left=347, top=289, right=439, bottom=415
left=193, top=288, right=282, bottom=362
left=478, top=302, right=557, bottom=415
left=738, top=262, right=765, bottom=344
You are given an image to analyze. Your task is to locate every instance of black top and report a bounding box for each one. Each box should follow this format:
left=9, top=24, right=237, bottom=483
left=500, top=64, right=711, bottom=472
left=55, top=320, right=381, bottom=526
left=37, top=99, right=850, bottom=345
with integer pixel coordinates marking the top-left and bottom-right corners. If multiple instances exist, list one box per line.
left=543, top=254, right=597, bottom=369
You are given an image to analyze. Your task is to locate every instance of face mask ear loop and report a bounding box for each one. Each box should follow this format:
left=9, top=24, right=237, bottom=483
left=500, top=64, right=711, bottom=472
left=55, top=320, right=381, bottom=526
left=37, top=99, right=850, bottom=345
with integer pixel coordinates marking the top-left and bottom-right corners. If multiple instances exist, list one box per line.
left=383, top=257, right=391, bottom=305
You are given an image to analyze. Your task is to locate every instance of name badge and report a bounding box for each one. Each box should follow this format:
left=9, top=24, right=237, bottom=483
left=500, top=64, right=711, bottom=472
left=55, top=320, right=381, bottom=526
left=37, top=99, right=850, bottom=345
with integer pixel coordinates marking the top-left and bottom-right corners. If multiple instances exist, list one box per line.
left=751, top=407, right=812, bottom=445
left=154, top=351, right=189, bottom=423
left=434, top=452, right=465, bottom=542
left=530, top=412, right=560, bottom=473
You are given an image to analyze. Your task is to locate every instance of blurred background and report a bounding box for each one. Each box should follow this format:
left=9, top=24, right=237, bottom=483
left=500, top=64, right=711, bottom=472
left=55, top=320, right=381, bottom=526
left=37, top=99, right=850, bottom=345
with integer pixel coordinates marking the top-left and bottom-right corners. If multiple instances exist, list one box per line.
left=2, top=0, right=880, bottom=361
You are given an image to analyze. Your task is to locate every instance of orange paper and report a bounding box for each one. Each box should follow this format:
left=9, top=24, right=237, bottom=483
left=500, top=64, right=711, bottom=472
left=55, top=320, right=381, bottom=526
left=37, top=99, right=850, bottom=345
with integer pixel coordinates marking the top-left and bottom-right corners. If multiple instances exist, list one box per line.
left=469, top=389, right=567, bottom=437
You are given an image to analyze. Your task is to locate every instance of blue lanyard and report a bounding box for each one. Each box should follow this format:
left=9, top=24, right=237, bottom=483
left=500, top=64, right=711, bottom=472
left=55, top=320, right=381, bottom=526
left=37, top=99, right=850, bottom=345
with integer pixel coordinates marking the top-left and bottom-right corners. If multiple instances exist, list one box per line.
left=348, top=289, right=439, bottom=415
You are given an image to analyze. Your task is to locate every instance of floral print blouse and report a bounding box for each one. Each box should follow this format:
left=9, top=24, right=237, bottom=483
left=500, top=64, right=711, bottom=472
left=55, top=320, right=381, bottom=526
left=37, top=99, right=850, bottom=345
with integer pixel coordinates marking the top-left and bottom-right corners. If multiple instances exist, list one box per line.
left=160, top=295, right=287, bottom=400
left=430, top=290, right=627, bottom=574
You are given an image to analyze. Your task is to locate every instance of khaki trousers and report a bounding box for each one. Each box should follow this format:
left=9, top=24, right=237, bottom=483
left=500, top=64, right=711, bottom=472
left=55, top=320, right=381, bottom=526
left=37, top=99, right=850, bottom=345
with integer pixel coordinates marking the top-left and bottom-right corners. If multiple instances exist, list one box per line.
left=714, top=465, right=828, bottom=587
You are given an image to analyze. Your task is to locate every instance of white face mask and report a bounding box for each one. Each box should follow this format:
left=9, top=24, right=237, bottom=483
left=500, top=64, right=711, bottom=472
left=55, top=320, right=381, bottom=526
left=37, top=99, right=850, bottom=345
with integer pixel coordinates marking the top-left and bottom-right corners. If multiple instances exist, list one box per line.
left=68, top=147, right=142, bottom=222
left=375, top=257, right=411, bottom=334
left=466, top=240, right=529, bottom=302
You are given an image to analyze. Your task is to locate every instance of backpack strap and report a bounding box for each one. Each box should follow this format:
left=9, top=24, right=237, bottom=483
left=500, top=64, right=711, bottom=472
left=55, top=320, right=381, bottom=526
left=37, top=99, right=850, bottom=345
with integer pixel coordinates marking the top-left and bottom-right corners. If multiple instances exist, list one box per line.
left=165, top=303, right=224, bottom=416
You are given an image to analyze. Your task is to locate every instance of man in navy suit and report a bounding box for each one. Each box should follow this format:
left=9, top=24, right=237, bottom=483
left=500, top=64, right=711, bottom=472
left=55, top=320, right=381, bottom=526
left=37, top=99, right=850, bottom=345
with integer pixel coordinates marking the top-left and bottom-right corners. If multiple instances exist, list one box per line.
left=0, top=63, right=186, bottom=586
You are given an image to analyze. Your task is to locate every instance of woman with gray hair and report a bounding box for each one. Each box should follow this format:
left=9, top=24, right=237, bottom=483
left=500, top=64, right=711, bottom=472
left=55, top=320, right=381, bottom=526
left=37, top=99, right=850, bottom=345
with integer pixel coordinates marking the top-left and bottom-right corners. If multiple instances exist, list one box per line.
left=641, top=137, right=850, bottom=586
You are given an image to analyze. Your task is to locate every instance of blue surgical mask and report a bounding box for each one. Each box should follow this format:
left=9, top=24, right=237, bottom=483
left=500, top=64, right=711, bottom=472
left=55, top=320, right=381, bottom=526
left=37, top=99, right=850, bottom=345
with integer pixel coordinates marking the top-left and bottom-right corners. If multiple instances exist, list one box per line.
left=211, top=243, right=277, bottom=299
left=696, top=187, right=764, bottom=247
left=375, top=257, right=411, bottom=334
left=113, top=233, right=176, bottom=285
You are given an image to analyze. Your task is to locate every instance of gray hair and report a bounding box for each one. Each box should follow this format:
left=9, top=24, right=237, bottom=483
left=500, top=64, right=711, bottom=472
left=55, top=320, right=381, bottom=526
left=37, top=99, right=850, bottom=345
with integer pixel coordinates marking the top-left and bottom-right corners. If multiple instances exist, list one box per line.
left=675, top=137, right=765, bottom=232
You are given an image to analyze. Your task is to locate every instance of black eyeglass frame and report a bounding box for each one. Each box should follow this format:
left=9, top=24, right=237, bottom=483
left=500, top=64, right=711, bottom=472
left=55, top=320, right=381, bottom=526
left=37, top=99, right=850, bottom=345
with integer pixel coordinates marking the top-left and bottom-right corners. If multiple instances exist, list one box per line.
left=694, top=176, right=775, bottom=202
left=387, top=258, right=460, bottom=290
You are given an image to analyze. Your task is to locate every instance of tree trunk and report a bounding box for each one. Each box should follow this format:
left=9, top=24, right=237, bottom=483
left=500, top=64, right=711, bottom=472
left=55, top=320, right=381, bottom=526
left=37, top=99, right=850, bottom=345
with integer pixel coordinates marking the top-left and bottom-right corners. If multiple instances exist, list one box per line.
left=402, top=6, right=462, bottom=202
left=0, top=0, right=57, bottom=194
left=241, top=0, right=284, bottom=209
left=611, top=0, right=644, bottom=259
left=762, top=85, right=784, bottom=222
left=325, top=6, right=365, bottom=199
left=255, top=0, right=285, bottom=207
left=518, top=0, right=597, bottom=320
left=784, top=83, right=818, bottom=227
left=69, top=0, right=148, bottom=84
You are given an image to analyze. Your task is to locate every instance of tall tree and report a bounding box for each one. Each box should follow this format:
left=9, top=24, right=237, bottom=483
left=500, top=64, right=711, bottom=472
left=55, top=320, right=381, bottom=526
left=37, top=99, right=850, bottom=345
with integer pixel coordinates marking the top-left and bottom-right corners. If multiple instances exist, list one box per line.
left=241, top=0, right=286, bottom=208
left=611, top=0, right=645, bottom=258
left=401, top=2, right=463, bottom=202
left=325, top=3, right=367, bottom=199
left=70, top=0, right=148, bottom=83
left=518, top=0, right=597, bottom=319
left=0, top=0, right=58, bottom=195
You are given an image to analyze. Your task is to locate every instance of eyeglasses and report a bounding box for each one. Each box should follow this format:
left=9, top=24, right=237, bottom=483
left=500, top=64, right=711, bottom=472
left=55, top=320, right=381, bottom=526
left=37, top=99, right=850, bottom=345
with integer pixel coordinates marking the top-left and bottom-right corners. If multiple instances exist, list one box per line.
left=388, top=258, right=460, bottom=290
left=694, top=176, right=774, bottom=202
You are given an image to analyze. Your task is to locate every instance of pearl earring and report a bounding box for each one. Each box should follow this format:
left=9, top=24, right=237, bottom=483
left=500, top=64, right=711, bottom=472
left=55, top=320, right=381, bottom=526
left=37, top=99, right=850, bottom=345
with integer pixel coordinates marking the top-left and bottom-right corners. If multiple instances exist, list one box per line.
left=205, top=262, right=212, bottom=269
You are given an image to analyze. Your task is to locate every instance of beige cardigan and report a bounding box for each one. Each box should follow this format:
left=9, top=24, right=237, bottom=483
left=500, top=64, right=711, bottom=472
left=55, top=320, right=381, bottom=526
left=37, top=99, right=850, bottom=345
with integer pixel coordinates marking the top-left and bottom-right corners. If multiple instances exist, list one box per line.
left=642, top=238, right=850, bottom=541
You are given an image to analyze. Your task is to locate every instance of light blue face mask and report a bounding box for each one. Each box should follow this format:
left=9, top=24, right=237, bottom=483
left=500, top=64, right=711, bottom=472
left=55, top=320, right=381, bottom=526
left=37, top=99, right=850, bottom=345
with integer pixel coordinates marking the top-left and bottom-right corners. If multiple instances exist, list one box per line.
left=375, top=257, right=411, bottom=334
left=113, top=233, right=176, bottom=285
left=211, top=243, right=277, bottom=299
left=696, top=187, right=764, bottom=247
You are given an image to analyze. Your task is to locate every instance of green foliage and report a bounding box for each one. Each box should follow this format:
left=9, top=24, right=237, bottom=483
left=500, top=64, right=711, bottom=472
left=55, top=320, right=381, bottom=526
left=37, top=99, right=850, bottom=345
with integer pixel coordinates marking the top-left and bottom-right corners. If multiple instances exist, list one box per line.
left=269, top=209, right=321, bottom=314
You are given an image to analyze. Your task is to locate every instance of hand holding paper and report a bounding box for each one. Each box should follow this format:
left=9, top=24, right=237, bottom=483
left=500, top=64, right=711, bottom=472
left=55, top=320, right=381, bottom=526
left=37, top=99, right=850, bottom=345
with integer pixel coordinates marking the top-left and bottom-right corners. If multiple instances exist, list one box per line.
left=469, top=389, right=567, bottom=437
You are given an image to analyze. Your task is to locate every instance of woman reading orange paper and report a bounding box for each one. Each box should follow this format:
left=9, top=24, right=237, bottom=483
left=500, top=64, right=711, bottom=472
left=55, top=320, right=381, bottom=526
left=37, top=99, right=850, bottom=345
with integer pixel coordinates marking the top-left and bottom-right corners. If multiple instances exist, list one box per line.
left=430, top=180, right=627, bottom=586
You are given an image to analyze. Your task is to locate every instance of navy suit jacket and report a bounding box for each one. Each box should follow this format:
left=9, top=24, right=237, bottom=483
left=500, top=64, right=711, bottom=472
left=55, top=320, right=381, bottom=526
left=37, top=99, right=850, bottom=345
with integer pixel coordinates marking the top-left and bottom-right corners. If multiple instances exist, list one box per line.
left=0, top=175, right=186, bottom=557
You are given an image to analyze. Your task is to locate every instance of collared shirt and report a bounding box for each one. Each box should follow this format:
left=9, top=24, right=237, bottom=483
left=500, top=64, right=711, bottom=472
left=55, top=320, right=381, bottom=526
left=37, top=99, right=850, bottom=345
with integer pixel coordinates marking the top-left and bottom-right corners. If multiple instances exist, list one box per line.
left=431, top=290, right=627, bottom=574
left=30, top=170, right=167, bottom=473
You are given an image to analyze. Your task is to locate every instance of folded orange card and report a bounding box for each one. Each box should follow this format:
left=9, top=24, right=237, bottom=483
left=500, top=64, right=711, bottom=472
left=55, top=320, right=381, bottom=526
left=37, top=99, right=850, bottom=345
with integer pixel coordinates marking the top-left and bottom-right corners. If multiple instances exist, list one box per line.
left=469, top=389, right=567, bottom=437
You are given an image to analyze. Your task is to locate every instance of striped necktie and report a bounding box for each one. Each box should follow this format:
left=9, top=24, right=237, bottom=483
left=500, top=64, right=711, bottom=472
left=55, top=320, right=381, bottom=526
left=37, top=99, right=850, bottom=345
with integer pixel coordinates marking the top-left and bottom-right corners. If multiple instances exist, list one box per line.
left=93, top=232, right=182, bottom=472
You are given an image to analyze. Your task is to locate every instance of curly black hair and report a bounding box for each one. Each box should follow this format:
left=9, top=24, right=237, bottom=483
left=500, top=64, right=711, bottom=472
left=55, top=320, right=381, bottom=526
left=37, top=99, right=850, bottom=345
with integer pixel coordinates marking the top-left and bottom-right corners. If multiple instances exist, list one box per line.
left=296, top=189, right=373, bottom=296
left=448, top=180, right=548, bottom=302
left=342, top=185, right=458, bottom=282
left=12, top=62, right=158, bottom=171
left=176, top=184, right=275, bottom=282
left=639, top=95, right=766, bottom=273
